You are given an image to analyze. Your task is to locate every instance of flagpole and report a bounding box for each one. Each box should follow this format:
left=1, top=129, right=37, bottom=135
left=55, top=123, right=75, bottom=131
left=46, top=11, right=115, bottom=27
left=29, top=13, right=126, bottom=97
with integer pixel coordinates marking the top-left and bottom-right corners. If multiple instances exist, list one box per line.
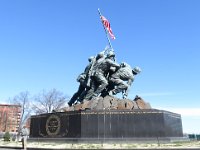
left=98, top=8, right=113, bottom=51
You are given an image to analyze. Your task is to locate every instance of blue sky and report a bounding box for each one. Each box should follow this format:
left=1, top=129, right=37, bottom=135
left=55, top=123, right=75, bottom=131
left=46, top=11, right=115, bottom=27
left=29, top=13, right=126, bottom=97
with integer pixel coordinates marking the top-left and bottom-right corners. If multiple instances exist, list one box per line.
left=0, top=0, right=200, bottom=133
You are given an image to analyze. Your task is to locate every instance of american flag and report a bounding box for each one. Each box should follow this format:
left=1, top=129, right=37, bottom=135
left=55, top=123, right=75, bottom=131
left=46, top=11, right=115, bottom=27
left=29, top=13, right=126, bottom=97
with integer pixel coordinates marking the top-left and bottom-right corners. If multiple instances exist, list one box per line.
left=101, top=16, right=116, bottom=40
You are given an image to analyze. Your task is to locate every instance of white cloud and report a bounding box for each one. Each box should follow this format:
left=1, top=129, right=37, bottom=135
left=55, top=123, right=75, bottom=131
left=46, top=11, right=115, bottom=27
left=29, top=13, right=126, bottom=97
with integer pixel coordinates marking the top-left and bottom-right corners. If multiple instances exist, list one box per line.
left=0, top=100, right=9, bottom=104
left=158, top=107, right=200, bottom=117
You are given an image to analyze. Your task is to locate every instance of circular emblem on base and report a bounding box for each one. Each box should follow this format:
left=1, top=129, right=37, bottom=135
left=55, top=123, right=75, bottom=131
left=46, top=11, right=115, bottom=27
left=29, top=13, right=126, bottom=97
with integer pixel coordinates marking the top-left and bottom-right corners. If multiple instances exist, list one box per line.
left=46, top=114, right=61, bottom=136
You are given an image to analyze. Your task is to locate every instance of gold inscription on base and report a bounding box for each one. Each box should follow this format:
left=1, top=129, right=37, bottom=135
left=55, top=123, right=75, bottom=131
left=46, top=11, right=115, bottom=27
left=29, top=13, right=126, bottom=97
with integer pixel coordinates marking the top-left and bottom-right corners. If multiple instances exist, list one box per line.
left=46, top=114, right=61, bottom=136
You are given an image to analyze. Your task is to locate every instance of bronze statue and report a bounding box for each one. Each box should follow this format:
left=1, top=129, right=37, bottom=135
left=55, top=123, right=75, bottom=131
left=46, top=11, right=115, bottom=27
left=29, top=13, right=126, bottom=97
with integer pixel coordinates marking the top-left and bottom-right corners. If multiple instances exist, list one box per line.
left=69, top=49, right=141, bottom=106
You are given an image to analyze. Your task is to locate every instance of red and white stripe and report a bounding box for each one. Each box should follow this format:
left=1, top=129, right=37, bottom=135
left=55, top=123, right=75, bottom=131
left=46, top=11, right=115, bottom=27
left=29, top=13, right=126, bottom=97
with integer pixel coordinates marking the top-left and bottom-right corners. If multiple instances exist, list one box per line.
left=101, top=16, right=116, bottom=40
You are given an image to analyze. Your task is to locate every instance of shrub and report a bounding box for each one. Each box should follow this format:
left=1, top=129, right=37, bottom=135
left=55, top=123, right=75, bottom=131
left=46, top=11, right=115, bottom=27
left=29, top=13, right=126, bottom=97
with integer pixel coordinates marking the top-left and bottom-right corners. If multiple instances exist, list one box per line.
left=3, top=132, right=11, bottom=141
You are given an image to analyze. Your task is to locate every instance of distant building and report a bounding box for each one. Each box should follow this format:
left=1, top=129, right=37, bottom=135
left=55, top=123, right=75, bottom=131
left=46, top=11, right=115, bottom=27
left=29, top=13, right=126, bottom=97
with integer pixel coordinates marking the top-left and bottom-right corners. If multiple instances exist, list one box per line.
left=0, top=104, right=21, bottom=132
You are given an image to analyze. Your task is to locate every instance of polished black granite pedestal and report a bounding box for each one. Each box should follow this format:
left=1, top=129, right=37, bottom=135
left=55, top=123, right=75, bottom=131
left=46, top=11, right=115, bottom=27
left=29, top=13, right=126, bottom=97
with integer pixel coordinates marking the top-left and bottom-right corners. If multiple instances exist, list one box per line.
left=29, top=109, right=183, bottom=142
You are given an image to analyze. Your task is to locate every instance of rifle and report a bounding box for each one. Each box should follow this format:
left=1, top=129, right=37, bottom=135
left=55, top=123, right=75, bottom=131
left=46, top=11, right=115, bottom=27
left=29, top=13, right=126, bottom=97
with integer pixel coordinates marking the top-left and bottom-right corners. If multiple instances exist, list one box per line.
left=86, top=46, right=114, bottom=87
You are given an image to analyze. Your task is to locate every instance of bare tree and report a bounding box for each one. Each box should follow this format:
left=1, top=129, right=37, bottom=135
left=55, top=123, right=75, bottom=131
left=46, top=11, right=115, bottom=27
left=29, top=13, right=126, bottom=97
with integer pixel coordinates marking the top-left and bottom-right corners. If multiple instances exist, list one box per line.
left=32, top=89, right=67, bottom=114
left=12, top=91, right=31, bottom=139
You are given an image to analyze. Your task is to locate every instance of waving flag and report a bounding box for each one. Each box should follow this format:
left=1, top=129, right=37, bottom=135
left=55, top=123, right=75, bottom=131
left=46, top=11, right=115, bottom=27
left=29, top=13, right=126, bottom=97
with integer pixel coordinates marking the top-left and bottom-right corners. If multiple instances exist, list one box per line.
left=100, top=16, right=116, bottom=40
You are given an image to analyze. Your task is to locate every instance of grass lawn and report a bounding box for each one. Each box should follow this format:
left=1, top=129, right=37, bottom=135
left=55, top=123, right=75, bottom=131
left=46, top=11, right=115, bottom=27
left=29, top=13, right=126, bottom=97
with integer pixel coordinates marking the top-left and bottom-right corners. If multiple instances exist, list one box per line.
left=0, top=139, right=200, bottom=149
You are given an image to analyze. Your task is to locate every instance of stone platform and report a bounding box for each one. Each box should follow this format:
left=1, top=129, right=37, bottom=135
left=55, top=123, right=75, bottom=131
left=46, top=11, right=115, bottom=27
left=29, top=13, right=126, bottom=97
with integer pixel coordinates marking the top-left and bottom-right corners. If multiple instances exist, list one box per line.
left=30, top=109, right=183, bottom=141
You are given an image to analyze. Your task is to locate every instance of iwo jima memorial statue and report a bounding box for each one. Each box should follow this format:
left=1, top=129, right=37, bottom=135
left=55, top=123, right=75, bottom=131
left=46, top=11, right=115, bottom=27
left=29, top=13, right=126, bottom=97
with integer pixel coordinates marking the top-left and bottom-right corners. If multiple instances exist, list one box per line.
left=30, top=9, right=183, bottom=142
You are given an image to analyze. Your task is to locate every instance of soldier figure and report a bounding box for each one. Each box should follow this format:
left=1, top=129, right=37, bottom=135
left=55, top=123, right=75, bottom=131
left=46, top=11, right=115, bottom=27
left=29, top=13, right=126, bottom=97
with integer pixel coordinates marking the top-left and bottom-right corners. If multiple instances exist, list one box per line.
left=91, top=51, right=120, bottom=98
left=83, top=52, right=105, bottom=100
left=68, top=56, right=94, bottom=106
left=109, top=62, right=141, bottom=99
